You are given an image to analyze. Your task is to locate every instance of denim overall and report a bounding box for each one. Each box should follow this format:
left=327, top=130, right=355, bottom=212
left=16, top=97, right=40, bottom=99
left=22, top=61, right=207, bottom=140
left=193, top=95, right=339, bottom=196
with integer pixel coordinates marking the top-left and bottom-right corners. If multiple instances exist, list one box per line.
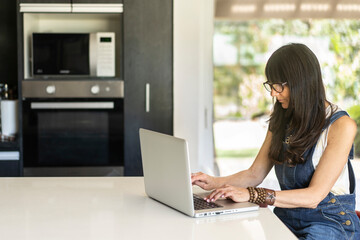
left=274, top=111, right=360, bottom=240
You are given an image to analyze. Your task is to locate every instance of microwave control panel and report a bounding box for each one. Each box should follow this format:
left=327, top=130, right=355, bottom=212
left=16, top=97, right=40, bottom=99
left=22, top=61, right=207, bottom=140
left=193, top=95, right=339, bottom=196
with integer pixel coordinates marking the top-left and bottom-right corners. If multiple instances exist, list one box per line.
left=90, top=32, right=116, bottom=77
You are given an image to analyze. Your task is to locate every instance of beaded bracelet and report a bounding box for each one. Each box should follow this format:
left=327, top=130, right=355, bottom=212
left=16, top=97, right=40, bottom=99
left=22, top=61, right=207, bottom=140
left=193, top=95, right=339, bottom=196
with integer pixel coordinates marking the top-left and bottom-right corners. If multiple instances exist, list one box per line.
left=247, top=187, right=256, bottom=203
left=246, top=187, right=276, bottom=207
left=255, top=188, right=266, bottom=205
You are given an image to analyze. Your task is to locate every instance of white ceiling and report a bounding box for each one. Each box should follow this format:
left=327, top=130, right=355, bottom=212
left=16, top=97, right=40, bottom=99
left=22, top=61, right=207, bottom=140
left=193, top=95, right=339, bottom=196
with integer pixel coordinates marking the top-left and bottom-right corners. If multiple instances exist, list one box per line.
left=215, top=0, right=360, bottom=19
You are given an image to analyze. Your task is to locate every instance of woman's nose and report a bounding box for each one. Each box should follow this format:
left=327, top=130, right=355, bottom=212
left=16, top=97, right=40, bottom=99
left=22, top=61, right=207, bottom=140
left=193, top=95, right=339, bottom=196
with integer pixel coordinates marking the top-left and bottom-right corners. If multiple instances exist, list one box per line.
left=270, top=88, right=279, bottom=97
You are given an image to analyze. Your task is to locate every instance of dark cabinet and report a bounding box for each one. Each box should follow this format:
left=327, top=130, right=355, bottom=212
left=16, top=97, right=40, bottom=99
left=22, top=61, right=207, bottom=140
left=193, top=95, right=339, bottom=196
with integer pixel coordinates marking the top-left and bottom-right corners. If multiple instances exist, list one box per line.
left=0, top=0, right=21, bottom=177
left=0, top=0, right=17, bottom=87
left=123, top=0, right=173, bottom=176
left=0, top=145, right=21, bottom=177
left=0, top=160, right=20, bottom=177
left=0, top=143, right=21, bottom=177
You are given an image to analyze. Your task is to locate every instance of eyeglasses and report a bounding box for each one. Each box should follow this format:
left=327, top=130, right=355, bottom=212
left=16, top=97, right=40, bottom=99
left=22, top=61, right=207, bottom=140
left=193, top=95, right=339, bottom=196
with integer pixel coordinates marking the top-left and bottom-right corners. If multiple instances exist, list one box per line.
left=263, top=82, right=287, bottom=93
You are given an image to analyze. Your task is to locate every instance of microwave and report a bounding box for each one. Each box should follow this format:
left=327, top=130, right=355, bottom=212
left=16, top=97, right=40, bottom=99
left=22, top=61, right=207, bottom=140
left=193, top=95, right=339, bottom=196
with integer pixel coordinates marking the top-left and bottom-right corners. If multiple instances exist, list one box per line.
left=32, top=32, right=115, bottom=77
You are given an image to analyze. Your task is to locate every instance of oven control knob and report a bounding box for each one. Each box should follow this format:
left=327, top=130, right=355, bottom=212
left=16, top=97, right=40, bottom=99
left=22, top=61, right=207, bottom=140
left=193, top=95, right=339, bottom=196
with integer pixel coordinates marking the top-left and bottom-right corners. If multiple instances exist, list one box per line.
left=91, top=85, right=100, bottom=95
left=46, top=85, right=56, bottom=95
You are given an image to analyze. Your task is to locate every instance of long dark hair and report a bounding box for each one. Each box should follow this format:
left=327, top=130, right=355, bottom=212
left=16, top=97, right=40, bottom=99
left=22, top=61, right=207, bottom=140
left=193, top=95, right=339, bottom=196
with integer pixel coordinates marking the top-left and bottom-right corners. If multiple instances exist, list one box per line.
left=266, top=43, right=329, bottom=164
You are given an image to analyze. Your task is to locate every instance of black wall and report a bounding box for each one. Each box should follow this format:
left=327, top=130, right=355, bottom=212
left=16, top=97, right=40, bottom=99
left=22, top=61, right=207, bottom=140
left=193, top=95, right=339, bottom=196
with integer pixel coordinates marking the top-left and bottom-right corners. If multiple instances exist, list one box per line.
left=0, top=0, right=17, bottom=88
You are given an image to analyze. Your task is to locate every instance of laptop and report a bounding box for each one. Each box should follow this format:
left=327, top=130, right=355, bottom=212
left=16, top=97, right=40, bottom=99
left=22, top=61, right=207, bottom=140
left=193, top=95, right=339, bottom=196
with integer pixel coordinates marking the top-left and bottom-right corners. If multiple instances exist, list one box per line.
left=139, top=128, right=259, bottom=218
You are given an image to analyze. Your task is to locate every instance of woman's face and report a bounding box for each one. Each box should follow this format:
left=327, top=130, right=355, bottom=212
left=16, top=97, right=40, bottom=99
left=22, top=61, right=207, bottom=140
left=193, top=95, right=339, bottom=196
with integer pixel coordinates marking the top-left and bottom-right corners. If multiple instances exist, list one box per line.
left=271, top=85, right=290, bottom=109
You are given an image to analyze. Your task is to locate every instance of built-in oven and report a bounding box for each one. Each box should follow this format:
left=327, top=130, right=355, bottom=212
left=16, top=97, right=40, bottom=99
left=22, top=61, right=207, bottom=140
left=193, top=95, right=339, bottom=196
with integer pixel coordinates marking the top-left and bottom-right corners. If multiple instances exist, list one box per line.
left=22, top=80, right=124, bottom=176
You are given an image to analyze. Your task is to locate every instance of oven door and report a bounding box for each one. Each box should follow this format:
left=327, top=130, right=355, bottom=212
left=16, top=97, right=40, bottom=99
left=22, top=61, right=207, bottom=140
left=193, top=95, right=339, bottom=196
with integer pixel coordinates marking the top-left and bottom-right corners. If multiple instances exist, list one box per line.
left=23, top=98, right=123, bottom=168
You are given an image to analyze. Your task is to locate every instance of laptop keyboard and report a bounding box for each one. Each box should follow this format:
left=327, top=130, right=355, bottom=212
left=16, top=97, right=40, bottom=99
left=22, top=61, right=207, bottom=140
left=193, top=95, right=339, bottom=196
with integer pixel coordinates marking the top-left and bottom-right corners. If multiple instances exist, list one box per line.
left=193, top=195, right=223, bottom=210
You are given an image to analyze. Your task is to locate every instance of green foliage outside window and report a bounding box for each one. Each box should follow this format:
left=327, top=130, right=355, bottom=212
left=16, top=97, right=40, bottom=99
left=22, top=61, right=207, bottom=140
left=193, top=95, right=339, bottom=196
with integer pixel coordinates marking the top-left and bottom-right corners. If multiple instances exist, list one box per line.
left=348, top=105, right=360, bottom=158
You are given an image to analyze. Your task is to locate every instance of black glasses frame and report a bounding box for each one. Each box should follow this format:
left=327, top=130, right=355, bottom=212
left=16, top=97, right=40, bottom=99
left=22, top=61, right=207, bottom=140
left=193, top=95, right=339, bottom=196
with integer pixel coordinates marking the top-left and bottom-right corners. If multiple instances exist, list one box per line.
left=263, top=82, right=287, bottom=93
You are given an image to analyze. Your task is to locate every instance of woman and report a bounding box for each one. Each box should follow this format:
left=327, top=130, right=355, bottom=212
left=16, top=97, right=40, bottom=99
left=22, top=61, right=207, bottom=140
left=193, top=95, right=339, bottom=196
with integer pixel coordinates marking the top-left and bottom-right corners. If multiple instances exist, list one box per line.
left=192, top=43, right=360, bottom=239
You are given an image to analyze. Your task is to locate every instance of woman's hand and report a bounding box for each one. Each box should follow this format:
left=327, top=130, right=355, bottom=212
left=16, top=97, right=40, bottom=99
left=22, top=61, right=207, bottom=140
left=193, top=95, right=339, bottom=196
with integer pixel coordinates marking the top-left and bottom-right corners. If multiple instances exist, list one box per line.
left=205, top=185, right=250, bottom=203
left=191, top=172, right=220, bottom=190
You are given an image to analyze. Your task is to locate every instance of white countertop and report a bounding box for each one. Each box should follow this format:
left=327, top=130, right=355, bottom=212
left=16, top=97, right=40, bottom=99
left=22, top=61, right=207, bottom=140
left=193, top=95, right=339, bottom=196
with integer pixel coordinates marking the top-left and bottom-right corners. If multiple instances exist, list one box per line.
left=0, top=177, right=296, bottom=240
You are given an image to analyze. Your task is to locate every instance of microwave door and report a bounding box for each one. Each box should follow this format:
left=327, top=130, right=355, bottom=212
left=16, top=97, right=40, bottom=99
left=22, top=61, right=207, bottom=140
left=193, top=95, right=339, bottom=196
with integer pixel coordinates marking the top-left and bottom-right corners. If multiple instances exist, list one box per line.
left=32, top=33, right=90, bottom=76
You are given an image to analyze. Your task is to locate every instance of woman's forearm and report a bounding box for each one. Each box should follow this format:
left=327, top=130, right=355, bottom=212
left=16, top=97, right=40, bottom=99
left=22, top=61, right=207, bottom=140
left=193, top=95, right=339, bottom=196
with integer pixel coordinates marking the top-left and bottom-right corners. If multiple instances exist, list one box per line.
left=218, top=168, right=264, bottom=189
left=273, top=187, right=325, bottom=208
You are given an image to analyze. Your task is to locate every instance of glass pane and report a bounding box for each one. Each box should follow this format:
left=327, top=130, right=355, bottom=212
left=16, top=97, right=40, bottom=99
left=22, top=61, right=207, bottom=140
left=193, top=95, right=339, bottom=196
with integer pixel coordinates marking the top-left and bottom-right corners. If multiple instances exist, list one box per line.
left=38, top=111, right=109, bottom=166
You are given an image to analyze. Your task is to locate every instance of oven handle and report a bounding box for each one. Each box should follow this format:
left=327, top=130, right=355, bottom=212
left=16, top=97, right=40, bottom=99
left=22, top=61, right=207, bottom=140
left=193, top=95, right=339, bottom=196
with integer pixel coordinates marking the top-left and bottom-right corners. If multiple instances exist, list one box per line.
left=30, top=102, right=114, bottom=109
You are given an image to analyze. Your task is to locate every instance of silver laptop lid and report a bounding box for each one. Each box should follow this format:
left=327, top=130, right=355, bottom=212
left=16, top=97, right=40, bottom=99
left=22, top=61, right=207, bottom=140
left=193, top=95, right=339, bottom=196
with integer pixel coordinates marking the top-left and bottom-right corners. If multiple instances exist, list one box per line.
left=139, top=128, right=195, bottom=217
